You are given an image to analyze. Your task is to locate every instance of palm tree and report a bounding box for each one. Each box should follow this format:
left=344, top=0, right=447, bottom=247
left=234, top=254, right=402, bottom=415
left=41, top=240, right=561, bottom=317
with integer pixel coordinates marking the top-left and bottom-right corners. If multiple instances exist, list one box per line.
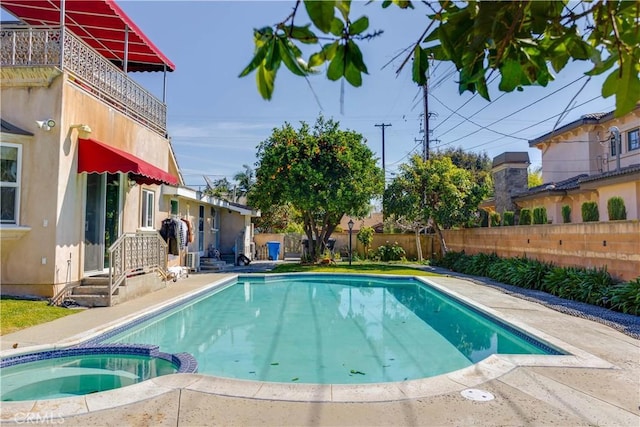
left=233, top=164, right=255, bottom=202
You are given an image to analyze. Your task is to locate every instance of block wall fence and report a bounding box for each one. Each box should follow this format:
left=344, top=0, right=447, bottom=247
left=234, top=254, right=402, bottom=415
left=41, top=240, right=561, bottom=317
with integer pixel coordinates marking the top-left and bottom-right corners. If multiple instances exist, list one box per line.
left=254, top=220, right=639, bottom=281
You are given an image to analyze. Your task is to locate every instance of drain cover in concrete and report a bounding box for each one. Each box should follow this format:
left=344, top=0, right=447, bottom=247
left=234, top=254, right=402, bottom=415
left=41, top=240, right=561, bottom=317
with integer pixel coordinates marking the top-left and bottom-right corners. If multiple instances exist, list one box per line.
left=461, top=388, right=495, bottom=401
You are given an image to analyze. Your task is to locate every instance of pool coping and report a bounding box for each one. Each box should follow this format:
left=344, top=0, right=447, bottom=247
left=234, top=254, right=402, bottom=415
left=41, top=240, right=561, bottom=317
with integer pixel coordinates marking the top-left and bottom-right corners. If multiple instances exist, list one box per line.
left=0, top=273, right=618, bottom=420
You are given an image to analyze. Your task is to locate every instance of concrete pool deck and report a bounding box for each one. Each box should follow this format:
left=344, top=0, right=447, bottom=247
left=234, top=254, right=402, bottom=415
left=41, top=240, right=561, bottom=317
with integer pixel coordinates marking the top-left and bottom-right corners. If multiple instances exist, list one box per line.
left=1, top=269, right=639, bottom=426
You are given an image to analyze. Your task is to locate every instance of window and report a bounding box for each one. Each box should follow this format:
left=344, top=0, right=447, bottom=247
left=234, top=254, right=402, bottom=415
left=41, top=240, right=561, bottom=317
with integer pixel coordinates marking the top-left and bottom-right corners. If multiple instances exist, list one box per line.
left=1, top=144, right=21, bottom=224
left=141, top=189, right=155, bottom=228
left=610, top=134, right=618, bottom=156
left=628, top=128, right=639, bottom=152
left=170, top=199, right=179, bottom=215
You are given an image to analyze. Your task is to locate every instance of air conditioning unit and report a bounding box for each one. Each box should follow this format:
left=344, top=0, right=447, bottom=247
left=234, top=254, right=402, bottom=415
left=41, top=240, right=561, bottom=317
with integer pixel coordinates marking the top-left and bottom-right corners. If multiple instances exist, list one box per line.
left=186, top=252, right=200, bottom=272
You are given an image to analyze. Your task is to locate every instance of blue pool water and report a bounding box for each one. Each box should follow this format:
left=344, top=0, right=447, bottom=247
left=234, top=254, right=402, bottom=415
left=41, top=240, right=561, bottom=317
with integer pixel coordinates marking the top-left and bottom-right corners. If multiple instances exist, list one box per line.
left=0, top=345, right=196, bottom=401
left=101, top=275, right=562, bottom=384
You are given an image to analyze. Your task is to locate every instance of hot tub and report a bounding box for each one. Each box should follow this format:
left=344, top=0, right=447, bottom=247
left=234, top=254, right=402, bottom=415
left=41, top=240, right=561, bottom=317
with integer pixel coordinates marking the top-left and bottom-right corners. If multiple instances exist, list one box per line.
left=0, top=344, right=197, bottom=401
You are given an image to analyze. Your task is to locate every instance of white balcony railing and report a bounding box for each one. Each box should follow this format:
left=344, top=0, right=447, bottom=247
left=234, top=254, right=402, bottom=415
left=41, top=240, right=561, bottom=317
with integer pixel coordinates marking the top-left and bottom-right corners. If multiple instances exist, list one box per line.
left=0, top=26, right=167, bottom=136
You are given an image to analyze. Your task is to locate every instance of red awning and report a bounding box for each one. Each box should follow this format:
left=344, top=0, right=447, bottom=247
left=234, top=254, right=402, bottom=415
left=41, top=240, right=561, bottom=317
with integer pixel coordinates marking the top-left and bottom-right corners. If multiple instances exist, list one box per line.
left=78, top=138, right=179, bottom=186
left=1, top=0, right=175, bottom=72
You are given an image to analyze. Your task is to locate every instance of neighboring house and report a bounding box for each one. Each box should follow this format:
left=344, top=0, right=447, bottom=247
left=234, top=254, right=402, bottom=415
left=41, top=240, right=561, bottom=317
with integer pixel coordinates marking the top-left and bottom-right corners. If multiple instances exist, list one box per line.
left=340, top=212, right=384, bottom=233
left=0, top=1, right=257, bottom=303
left=486, top=106, right=640, bottom=223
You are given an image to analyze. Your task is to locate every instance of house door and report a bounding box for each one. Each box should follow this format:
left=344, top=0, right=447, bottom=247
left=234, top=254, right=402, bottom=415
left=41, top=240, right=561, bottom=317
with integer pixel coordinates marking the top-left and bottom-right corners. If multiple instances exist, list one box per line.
left=84, top=173, right=121, bottom=274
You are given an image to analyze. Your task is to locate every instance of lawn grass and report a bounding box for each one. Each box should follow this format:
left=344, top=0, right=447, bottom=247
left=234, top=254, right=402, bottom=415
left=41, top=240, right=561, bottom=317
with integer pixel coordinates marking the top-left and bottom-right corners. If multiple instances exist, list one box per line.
left=269, top=262, right=440, bottom=276
left=0, top=298, right=78, bottom=336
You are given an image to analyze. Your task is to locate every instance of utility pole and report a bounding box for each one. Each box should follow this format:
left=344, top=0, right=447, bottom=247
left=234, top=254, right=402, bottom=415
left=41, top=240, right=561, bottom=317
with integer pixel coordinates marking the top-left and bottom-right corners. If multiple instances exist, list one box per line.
left=375, top=123, right=392, bottom=181
left=422, top=83, right=429, bottom=160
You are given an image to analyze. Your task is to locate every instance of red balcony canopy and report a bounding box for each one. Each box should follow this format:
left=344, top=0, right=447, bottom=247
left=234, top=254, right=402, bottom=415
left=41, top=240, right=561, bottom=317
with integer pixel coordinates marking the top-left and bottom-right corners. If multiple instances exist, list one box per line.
left=78, top=138, right=179, bottom=186
left=2, top=0, right=175, bottom=72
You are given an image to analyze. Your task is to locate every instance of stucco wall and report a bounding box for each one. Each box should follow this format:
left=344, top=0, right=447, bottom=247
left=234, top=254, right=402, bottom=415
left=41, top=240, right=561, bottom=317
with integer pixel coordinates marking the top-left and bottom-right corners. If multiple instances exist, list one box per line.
left=1, top=72, right=173, bottom=295
left=442, top=221, right=640, bottom=281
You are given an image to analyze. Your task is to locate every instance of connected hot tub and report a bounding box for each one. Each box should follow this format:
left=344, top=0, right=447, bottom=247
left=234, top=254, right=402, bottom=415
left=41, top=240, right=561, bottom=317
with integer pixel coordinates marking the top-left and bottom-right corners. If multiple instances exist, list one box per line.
left=0, top=344, right=197, bottom=401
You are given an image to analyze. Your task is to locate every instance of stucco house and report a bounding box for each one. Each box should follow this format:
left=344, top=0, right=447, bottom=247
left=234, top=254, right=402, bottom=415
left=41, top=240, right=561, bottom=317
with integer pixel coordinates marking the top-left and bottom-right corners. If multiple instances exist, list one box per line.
left=487, top=106, right=640, bottom=223
left=0, top=1, right=257, bottom=306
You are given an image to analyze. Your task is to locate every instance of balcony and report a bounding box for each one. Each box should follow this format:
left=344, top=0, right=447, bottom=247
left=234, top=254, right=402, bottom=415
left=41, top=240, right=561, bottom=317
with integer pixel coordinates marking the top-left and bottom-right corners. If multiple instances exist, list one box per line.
left=0, top=26, right=166, bottom=136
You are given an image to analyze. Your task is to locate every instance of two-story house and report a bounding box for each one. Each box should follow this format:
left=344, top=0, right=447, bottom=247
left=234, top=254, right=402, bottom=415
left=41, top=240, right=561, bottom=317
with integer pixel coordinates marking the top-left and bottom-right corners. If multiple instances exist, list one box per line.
left=488, top=106, right=639, bottom=224
left=0, top=1, right=258, bottom=305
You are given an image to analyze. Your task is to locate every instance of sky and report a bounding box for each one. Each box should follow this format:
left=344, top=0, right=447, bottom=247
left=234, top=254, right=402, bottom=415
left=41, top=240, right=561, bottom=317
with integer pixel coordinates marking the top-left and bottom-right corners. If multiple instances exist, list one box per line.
left=4, top=1, right=616, bottom=190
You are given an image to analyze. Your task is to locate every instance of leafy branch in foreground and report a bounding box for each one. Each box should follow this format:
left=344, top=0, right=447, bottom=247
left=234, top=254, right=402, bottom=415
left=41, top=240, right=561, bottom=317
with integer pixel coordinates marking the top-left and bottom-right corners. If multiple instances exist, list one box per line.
left=240, top=0, right=640, bottom=116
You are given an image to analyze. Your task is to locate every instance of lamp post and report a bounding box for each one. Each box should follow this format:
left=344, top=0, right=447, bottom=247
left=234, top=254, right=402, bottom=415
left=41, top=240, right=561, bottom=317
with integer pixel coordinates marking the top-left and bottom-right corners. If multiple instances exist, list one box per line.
left=348, top=219, right=354, bottom=266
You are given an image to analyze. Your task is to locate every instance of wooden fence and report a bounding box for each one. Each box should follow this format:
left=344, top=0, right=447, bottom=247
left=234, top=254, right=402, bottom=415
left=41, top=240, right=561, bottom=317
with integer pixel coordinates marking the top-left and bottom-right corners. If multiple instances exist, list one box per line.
left=254, top=220, right=639, bottom=280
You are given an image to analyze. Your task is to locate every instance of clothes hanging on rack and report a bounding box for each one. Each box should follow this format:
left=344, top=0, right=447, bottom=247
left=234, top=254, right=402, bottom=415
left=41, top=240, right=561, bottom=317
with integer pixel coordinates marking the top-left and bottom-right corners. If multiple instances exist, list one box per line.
left=160, top=217, right=180, bottom=255
left=182, top=218, right=194, bottom=243
left=178, top=218, right=188, bottom=250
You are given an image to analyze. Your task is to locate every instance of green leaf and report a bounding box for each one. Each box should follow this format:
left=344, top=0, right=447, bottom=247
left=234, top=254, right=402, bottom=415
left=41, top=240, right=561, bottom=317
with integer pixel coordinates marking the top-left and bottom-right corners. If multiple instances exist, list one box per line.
left=612, top=57, right=640, bottom=116
left=238, top=43, right=268, bottom=77
left=349, top=16, right=369, bottom=35
left=278, top=39, right=307, bottom=76
left=498, top=59, right=528, bottom=92
left=330, top=17, right=345, bottom=36
left=347, top=40, right=368, bottom=73
left=256, top=64, right=276, bottom=100
left=344, top=61, right=362, bottom=86
left=308, top=51, right=326, bottom=68
left=601, top=68, right=618, bottom=98
left=336, top=0, right=351, bottom=20
left=412, top=46, right=428, bottom=86
left=327, top=44, right=346, bottom=80
left=304, top=0, right=336, bottom=33
left=288, top=25, right=318, bottom=44
left=264, top=38, right=281, bottom=71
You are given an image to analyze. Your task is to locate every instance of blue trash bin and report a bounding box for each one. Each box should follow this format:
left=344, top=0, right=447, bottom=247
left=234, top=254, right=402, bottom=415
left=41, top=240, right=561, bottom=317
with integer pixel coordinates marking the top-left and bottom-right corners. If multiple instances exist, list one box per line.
left=266, top=241, right=281, bottom=260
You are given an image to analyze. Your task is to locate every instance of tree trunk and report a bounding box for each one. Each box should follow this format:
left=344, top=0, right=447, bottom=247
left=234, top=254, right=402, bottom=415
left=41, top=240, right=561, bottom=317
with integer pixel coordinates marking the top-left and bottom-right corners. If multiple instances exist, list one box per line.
left=433, top=221, right=448, bottom=255
left=414, top=227, right=423, bottom=262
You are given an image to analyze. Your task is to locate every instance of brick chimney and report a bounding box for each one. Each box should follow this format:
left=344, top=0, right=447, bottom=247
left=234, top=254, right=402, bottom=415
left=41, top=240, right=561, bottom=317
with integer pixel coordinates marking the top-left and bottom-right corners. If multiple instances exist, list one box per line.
left=492, top=152, right=530, bottom=214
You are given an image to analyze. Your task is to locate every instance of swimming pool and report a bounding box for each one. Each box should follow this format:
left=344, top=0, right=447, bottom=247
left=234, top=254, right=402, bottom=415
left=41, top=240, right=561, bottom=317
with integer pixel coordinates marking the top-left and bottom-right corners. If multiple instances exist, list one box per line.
left=94, top=275, right=563, bottom=384
left=0, top=345, right=198, bottom=401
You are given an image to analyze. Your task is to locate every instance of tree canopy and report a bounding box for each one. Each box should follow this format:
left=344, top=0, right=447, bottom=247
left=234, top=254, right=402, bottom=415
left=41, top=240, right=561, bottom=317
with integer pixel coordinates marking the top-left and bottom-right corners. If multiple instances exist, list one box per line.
left=248, top=116, right=384, bottom=260
left=384, top=155, right=491, bottom=254
left=240, top=0, right=639, bottom=116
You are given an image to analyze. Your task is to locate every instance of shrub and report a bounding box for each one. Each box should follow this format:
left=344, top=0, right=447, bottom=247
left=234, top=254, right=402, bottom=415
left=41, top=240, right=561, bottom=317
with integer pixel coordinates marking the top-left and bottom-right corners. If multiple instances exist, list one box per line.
left=502, top=211, right=515, bottom=226
left=374, top=241, right=406, bottom=262
left=490, top=212, right=501, bottom=227
left=607, top=278, right=640, bottom=315
left=581, top=201, right=599, bottom=222
left=561, top=205, right=571, bottom=223
left=357, top=226, right=375, bottom=257
left=533, top=206, right=548, bottom=224
left=433, top=250, right=466, bottom=269
left=607, top=196, right=627, bottom=220
left=519, top=208, right=532, bottom=225
left=479, top=210, right=489, bottom=227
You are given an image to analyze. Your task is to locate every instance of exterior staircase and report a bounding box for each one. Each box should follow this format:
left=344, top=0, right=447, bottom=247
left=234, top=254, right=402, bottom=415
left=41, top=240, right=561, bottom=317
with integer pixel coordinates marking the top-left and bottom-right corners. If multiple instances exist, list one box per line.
left=199, top=255, right=233, bottom=272
left=69, top=276, right=114, bottom=307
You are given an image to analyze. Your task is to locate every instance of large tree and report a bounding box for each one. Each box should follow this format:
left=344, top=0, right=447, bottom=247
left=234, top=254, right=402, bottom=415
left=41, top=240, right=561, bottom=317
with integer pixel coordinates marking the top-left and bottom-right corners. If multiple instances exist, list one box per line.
left=384, top=155, right=491, bottom=256
left=249, top=116, right=384, bottom=260
left=240, top=1, right=639, bottom=116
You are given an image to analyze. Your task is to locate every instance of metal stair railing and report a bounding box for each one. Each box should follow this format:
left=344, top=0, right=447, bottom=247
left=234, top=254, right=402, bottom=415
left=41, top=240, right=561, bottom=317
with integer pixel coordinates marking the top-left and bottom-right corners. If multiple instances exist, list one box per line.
left=108, top=230, right=168, bottom=306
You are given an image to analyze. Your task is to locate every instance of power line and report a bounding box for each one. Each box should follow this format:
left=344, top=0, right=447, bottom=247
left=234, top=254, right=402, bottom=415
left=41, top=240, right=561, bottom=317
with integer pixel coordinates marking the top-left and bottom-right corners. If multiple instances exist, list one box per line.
left=375, top=123, right=392, bottom=183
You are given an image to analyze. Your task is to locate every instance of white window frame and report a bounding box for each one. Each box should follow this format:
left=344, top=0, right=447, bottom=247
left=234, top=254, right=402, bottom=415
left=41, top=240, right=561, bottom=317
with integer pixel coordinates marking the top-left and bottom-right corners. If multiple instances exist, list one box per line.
left=0, top=143, right=22, bottom=225
left=141, top=188, right=155, bottom=229
left=628, top=128, right=639, bottom=152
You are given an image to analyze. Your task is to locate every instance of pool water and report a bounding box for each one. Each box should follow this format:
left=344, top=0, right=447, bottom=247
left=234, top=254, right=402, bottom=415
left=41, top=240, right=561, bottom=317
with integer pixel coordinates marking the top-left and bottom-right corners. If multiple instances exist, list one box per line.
left=1, top=353, right=178, bottom=401
left=102, top=275, right=561, bottom=384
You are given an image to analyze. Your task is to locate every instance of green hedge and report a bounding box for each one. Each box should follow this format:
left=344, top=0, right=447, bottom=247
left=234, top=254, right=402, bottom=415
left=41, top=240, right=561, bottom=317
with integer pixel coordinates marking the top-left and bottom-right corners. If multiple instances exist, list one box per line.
left=533, top=206, right=548, bottom=224
left=607, top=196, right=627, bottom=220
left=582, top=201, right=599, bottom=222
left=503, top=211, right=515, bottom=226
left=490, top=212, right=501, bottom=227
left=561, top=205, right=571, bottom=223
left=433, top=251, right=639, bottom=315
left=519, top=209, right=532, bottom=225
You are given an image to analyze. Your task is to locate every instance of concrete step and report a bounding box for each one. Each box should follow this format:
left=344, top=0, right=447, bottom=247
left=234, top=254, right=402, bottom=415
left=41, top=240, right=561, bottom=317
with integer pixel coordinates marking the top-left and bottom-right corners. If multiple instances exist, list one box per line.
left=68, top=294, right=115, bottom=308
left=72, top=285, right=110, bottom=296
left=81, top=276, right=110, bottom=286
